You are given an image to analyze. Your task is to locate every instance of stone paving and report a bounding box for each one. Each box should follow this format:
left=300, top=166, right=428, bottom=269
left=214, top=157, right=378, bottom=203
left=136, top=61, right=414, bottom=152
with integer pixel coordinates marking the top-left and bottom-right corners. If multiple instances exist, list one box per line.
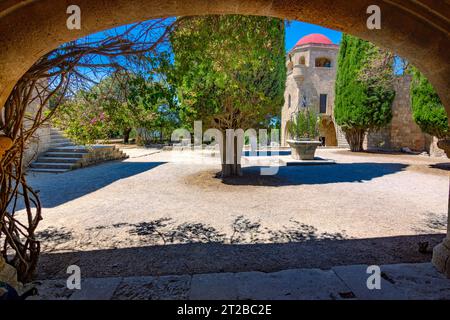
left=33, top=263, right=450, bottom=300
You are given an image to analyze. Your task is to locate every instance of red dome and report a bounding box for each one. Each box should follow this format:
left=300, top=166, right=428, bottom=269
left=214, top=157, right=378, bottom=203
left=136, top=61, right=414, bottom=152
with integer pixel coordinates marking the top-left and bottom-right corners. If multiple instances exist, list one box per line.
left=295, top=33, right=334, bottom=47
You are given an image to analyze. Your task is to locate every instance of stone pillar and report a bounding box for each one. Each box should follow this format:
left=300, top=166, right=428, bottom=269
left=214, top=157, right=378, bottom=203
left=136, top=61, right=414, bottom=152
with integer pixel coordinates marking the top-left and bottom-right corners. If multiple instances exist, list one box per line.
left=432, top=140, right=450, bottom=277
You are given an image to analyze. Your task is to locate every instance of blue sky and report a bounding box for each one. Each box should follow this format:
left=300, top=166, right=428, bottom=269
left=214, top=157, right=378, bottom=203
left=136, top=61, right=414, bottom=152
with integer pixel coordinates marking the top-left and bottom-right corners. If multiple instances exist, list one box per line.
left=285, top=20, right=342, bottom=51
left=75, top=19, right=343, bottom=83
left=86, top=18, right=342, bottom=55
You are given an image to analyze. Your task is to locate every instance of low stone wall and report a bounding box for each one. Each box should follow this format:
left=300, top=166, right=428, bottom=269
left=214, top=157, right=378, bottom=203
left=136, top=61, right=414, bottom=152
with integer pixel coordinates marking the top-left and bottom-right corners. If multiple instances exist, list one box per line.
left=77, top=145, right=128, bottom=168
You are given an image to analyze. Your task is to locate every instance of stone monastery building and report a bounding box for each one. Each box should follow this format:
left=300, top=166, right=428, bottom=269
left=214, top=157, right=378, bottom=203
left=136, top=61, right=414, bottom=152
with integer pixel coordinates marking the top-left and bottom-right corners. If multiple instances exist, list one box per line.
left=281, top=33, right=442, bottom=156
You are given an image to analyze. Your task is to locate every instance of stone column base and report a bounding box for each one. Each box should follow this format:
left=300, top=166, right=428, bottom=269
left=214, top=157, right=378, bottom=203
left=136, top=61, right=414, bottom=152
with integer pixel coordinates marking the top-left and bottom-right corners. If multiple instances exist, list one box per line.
left=432, top=238, right=450, bottom=278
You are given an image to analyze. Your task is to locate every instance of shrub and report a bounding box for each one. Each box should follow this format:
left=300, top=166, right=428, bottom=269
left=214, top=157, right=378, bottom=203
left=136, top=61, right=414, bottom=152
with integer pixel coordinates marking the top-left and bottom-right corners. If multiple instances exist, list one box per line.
left=286, top=110, right=319, bottom=140
left=410, top=67, right=448, bottom=139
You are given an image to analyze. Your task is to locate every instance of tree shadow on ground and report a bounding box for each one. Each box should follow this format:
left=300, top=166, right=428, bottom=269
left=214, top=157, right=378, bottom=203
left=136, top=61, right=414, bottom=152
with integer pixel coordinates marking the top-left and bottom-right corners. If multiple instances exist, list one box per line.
left=21, top=161, right=166, bottom=208
left=430, top=163, right=450, bottom=172
left=36, top=226, right=73, bottom=244
left=35, top=216, right=444, bottom=280
left=78, top=216, right=348, bottom=247
left=413, top=212, right=448, bottom=233
left=36, top=233, right=444, bottom=280
left=220, top=162, right=408, bottom=187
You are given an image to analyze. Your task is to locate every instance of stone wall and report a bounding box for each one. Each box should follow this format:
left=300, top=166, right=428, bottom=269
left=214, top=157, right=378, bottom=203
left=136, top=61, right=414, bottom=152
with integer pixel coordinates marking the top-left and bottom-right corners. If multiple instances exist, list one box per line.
left=363, top=75, right=445, bottom=157
left=23, top=124, right=51, bottom=166
left=22, top=89, right=51, bottom=166
left=388, top=76, right=426, bottom=150
left=365, top=127, right=391, bottom=150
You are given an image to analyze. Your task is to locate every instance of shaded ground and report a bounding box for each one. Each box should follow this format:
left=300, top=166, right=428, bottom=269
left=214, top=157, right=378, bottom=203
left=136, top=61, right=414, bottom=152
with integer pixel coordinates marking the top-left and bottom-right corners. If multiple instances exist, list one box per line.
left=37, top=234, right=444, bottom=280
left=19, top=148, right=449, bottom=279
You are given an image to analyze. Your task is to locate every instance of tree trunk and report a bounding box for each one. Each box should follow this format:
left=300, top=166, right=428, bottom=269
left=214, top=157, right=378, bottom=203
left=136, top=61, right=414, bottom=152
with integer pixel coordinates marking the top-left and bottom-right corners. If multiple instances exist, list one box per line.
left=123, top=128, right=132, bottom=144
left=344, top=128, right=365, bottom=152
left=220, top=133, right=243, bottom=178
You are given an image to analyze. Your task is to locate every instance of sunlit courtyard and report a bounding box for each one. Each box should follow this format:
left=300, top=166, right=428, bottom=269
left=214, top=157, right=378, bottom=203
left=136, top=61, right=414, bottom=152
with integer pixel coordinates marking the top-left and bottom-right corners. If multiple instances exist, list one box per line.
left=21, top=147, right=448, bottom=280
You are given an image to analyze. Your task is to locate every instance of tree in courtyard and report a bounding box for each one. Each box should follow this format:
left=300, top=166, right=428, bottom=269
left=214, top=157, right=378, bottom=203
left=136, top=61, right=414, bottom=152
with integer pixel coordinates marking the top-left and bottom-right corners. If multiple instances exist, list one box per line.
left=127, top=69, right=180, bottom=144
left=410, top=67, right=449, bottom=139
left=53, top=69, right=179, bottom=145
left=334, top=34, right=396, bottom=151
left=170, top=15, right=286, bottom=177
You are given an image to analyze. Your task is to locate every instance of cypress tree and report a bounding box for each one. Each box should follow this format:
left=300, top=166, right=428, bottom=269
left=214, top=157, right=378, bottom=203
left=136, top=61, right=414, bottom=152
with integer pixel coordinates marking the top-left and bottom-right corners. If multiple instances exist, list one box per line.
left=334, top=34, right=395, bottom=151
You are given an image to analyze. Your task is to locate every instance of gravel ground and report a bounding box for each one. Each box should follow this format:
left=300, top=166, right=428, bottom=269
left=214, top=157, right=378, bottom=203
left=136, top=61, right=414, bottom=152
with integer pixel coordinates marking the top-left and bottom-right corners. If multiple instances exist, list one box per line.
left=20, top=147, right=449, bottom=279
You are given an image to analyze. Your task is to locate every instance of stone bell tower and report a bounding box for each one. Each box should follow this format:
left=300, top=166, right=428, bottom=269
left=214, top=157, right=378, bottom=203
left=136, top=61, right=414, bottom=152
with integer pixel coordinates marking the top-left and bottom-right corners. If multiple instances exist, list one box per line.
left=281, top=33, right=341, bottom=147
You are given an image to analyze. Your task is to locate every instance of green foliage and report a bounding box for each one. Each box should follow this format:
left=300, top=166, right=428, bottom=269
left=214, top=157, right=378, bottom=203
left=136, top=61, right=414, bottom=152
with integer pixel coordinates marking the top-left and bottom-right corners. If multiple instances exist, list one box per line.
left=410, top=67, right=448, bottom=138
left=170, top=15, right=286, bottom=131
left=286, top=110, right=319, bottom=140
left=51, top=98, right=113, bottom=144
left=126, top=73, right=180, bottom=141
left=334, top=34, right=395, bottom=133
left=52, top=70, right=179, bottom=144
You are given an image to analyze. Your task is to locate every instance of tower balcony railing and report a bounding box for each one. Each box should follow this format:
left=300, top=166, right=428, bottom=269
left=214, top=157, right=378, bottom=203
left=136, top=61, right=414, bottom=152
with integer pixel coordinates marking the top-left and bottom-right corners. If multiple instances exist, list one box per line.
left=292, top=65, right=307, bottom=83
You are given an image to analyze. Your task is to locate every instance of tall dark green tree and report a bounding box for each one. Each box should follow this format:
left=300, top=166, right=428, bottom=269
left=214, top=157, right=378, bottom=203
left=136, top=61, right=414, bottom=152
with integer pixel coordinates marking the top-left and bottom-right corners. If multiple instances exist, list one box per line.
left=410, top=67, right=448, bottom=139
left=170, top=15, right=286, bottom=177
left=334, top=34, right=395, bottom=151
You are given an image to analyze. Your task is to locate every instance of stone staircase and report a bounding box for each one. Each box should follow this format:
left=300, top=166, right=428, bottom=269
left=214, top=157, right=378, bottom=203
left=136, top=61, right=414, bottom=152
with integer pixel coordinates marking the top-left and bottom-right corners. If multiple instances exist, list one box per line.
left=29, top=129, right=128, bottom=173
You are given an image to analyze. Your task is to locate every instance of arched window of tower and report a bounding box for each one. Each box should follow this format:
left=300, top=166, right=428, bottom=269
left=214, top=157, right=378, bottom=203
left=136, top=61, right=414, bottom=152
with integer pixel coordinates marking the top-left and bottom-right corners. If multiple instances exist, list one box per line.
left=299, top=56, right=306, bottom=65
left=315, top=57, right=332, bottom=68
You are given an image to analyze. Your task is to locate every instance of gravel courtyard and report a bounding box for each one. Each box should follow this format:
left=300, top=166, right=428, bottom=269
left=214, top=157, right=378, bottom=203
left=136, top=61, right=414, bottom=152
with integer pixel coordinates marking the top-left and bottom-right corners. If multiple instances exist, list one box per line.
left=22, top=147, right=449, bottom=279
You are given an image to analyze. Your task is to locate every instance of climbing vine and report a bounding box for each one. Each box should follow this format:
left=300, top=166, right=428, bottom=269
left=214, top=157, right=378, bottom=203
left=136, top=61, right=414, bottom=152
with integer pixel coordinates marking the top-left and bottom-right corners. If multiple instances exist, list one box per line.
left=0, top=18, right=174, bottom=283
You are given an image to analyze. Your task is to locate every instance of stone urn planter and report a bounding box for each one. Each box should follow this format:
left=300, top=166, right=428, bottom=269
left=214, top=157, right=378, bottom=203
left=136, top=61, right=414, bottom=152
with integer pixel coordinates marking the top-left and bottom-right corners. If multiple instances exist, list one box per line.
left=287, top=139, right=321, bottom=160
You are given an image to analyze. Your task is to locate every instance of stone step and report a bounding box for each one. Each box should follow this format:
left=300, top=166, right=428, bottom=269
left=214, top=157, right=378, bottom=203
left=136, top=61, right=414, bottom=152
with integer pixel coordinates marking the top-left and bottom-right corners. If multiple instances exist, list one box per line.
left=31, top=130, right=127, bottom=173
left=50, top=142, right=76, bottom=148
left=50, top=137, right=66, bottom=142
left=50, top=134, right=65, bottom=138
left=37, top=157, right=80, bottom=163
left=30, top=162, right=78, bottom=170
left=28, top=168, right=71, bottom=174
left=51, top=138, right=71, bottom=143
left=47, top=147, right=89, bottom=153
left=44, top=152, right=86, bottom=158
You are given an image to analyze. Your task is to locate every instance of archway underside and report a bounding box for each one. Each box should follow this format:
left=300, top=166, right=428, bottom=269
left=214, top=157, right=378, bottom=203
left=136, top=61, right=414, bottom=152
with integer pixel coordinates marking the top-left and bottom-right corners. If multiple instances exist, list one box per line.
left=0, top=0, right=449, bottom=114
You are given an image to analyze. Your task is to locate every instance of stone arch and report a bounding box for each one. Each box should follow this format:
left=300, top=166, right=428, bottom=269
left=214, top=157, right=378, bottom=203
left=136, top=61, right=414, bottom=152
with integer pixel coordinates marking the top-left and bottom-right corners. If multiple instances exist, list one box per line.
left=0, top=0, right=449, bottom=277
left=0, top=0, right=448, bottom=113
left=319, top=117, right=338, bottom=147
